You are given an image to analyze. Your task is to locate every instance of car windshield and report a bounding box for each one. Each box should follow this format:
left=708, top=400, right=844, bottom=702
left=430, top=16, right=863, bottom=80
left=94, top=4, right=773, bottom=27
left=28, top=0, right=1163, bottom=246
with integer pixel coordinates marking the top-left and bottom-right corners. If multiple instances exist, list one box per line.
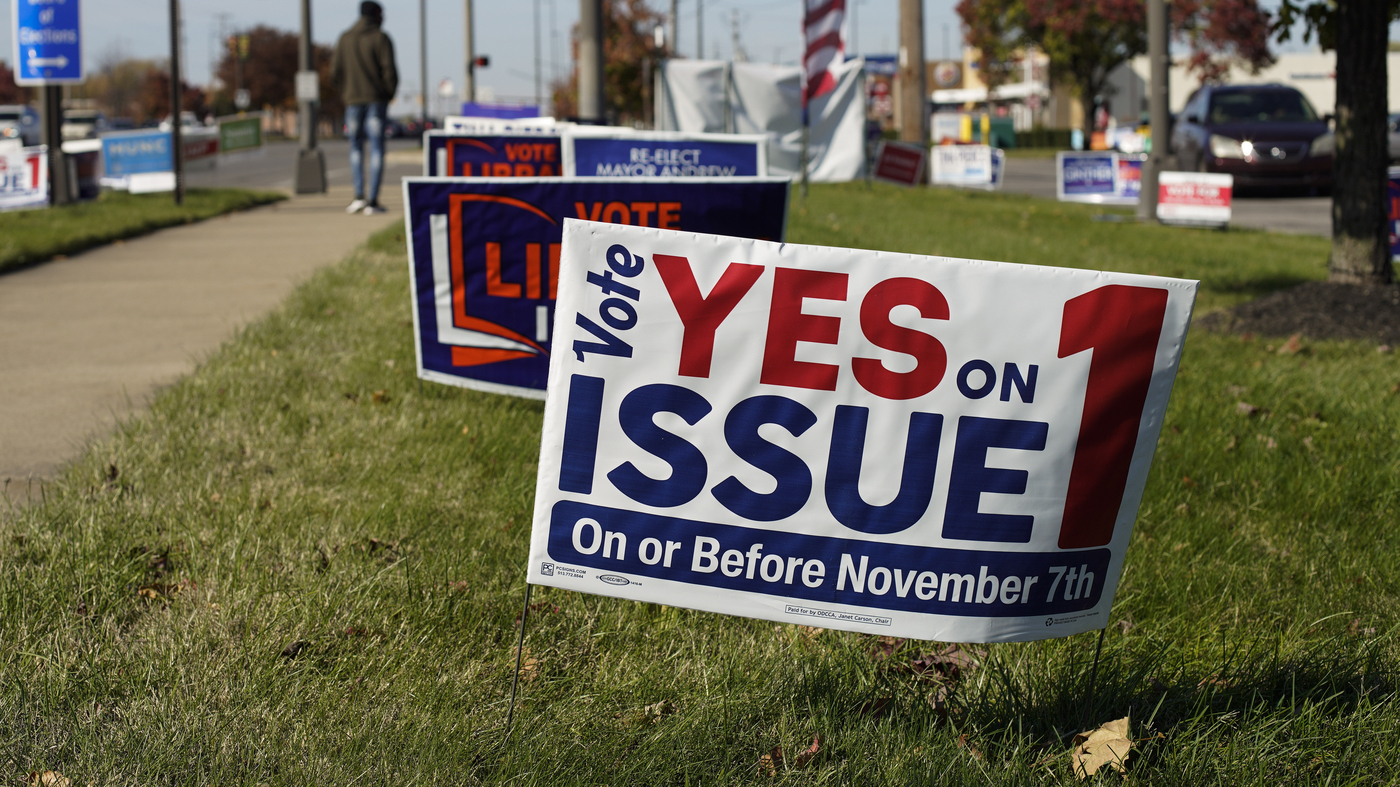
left=1209, top=91, right=1318, bottom=123
left=0, top=111, right=21, bottom=122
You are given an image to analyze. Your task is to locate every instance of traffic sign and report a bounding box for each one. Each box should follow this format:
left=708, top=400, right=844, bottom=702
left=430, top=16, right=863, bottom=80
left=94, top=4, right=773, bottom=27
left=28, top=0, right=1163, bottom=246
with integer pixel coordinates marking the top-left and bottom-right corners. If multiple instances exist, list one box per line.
left=12, top=0, right=84, bottom=85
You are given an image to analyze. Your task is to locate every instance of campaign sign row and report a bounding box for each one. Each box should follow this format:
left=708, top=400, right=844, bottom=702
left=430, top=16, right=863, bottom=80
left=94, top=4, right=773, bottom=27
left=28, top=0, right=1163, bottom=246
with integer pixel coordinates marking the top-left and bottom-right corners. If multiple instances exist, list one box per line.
left=526, top=221, right=1197, bottom=643
left=99, top=115, right=264, bottom=192
left=403, top=178, right=790, bottom=398
left=423, top=129, right=767, bottom=180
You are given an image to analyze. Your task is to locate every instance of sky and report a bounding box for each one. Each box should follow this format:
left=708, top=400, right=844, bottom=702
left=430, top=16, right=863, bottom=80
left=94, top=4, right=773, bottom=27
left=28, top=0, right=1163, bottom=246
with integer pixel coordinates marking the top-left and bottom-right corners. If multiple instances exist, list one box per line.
left=1, top=0, right=1362, bottom=115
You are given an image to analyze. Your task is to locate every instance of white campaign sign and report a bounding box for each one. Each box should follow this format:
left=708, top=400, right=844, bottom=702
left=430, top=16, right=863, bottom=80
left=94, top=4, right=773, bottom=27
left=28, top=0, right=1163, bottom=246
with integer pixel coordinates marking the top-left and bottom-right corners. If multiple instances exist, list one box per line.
left=0, top=145, right=48, bottom=211
left=529, top=222, right=1197, bottom=643
left=932, top=145, right=1000, bottom=189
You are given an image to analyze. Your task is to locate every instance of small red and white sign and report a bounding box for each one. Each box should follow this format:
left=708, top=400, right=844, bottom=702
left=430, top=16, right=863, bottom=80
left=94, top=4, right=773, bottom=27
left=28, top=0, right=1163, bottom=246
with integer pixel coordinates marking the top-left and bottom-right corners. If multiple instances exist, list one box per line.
left=0, top=146, right=48, bottom=211
left=1157, top=171, right=1232, bottom=227
left=872, top=140, right=926, bottom=187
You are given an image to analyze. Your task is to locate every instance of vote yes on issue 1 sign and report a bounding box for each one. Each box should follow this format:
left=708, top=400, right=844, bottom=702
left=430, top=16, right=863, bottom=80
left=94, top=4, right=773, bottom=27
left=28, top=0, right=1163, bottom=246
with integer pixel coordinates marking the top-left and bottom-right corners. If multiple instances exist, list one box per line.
left=529, top=223, right=1197, bottom=642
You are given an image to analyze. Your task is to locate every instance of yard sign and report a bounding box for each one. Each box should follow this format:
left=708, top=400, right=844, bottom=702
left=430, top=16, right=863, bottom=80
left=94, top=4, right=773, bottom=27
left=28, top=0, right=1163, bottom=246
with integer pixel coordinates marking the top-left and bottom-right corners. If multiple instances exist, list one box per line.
left=528, top=223, right=1197, bottom=643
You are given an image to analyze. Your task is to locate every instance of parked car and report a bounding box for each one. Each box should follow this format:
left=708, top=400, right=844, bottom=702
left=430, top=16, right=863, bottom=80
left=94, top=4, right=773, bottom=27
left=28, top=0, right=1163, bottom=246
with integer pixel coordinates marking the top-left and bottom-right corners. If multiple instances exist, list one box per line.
left=61, top=108, right=108, bottom=140
left=0, top=104, right=41, bottom=146
left=158, top=112, right=205, bottom=131
left=1171, top=84, right=1332, bottom=191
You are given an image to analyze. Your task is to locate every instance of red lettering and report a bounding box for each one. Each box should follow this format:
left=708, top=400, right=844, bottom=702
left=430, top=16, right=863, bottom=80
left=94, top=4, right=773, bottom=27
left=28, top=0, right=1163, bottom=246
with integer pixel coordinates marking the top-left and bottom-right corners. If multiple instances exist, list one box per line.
left=1056, top=285, right=1169, bottom=548
left=655, top=255, right=765, bottom=378
left=760, top=268, right=847, bottom=391
left=526, top=243, right=542, bottom=299
left=601, top=201, right=631, bottom=224
left=658, top=202, right=681, bottom=229
left=484, top=243, right=522, bottom=298
left=492, top=163, right=512, bottom=176
left=460, top=162, right=473, bottom=176
left=540, top=164, right=556, bottom=176
left=515, top=163, right=536, bottom=176
left=852, top=278, right=949, bottom=400
left=574, top=202, right=604, bottom=221
left=543, top=143, right=557, bottom=161
left=548, top=243, right=561, bottom=299
left=630, top=202, right=656, bottom=227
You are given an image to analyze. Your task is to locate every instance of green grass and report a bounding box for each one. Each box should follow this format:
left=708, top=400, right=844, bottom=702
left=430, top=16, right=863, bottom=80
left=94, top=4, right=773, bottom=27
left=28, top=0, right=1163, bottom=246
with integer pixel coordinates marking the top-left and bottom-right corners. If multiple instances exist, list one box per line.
left=0, top=188, right=286, bottom=274
left=2, top=185, right=1397, bottom=784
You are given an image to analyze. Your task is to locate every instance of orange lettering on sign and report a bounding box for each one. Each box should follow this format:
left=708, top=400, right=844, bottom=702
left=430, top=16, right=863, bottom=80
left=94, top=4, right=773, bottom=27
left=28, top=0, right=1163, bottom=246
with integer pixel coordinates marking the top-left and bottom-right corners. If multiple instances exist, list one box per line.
left=526, top=243, right=543, bottom=299
left=630, top=202, right=656, bottom=226
left=539, top=164, right=556, bottom=176
left=574, top=202, right=604, bottom=221
left=601, top=201, right=630, bottom=224
left=515, top=163, right=536, bottom=176
left=549, top=243, right=561, bottom=299
left=460, top=162, right=473, bottom=176
left=484, top=243, right=522, bottom=298
left=658, top=202, right=681, bottom=229
left=493, top=163, right=512, bottom=176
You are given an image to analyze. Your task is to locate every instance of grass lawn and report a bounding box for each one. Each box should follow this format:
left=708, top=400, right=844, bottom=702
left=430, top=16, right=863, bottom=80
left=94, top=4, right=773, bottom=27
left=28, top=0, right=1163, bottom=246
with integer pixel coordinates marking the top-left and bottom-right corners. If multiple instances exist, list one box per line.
left=0, top=188, right=286, bottom=275
left=3, top=183, right=1397, bottom=784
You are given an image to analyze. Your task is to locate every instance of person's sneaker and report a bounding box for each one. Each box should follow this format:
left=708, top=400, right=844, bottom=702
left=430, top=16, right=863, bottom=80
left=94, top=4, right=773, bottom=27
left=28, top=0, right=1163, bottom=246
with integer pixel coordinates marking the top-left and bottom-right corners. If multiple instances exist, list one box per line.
left=362, top=203, right=388, bottom=215
left=345, top=198, right=368, bottom=214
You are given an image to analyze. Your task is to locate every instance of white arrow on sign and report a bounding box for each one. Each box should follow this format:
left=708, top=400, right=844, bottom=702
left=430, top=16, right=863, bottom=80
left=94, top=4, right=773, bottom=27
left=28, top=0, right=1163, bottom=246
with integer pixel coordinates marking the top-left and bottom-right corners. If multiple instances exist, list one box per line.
left=27, top=49, right=70, bottom=70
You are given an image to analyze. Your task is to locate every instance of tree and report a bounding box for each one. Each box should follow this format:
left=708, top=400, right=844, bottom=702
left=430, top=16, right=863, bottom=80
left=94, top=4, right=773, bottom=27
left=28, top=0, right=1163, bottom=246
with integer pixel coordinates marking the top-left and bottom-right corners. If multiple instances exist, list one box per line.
left=210, top=26, right=341, bottom=121
left=71, top=56, right=204, bottom=123
left=0, top=61, right=31, bottom=104
left=958, top=0, right=1273, bottom=118
left=553, top=0, right=664, bottom=123
left=1276, top=0, right=1399, bottom=285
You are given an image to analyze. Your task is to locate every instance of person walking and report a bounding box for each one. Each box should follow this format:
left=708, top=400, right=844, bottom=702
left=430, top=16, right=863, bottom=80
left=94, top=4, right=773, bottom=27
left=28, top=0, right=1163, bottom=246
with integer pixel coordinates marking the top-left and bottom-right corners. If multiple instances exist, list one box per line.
left=332, top=1, right=399, bottom=215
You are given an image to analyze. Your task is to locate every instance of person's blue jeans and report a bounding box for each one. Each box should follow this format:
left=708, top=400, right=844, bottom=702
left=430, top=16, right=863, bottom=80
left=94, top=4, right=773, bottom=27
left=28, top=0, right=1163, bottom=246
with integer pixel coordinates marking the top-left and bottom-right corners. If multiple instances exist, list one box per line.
left=346, top=102, right=387, bottom=204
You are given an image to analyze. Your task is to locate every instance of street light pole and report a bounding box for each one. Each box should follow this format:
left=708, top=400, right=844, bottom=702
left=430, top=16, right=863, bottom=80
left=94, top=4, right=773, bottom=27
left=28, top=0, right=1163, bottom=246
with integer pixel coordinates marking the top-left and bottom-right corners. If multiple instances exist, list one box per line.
left=578, top=0, right=604, bottom=122
left=421, top=0, right=429, bottom=125
left=464, top=0, right=476, bottom=108
left=1138, top=0, right=1169, bottom=222
left=293, top=0, right=326, bottom=193
left=169, top=0, right=184, bottom=205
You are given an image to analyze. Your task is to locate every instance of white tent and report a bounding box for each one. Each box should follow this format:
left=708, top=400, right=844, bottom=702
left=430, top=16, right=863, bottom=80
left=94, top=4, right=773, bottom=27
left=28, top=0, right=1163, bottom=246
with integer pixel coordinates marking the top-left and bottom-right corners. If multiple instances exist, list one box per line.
left=656, top=57, right=867, bottom=182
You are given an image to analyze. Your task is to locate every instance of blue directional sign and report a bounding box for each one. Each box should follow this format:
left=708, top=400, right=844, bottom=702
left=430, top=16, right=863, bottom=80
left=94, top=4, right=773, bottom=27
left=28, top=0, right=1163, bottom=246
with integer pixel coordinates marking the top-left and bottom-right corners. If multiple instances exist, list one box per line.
left=13, top=0, right=84, bottom=85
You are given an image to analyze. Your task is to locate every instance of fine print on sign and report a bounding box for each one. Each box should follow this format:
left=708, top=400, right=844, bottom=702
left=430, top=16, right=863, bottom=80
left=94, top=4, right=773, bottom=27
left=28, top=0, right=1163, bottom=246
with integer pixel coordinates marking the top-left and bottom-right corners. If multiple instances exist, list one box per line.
left=872, top=141, right=927, bottom=187
left=402, top=177, right=790, bottom=398
left=13, top=0, right=83, bottom=85
left=529, top=222, right=1197, bottom=643
left=1156, top=171, right=1233, bottom=228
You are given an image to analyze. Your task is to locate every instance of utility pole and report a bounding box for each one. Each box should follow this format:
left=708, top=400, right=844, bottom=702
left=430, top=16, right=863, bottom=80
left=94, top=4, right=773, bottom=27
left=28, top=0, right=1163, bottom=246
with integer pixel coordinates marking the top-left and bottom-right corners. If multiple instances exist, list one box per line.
left=578, top=0, right=605, bottom=122
left=464, top=0, right=476, bottom=106
left=730, top=10, right=745, bottom=62
left=421, top=0, right=429, bottom=125
left=535, top=0, right=543, bottom=107
left=696, top=0, right=703, bottom=61
left=669, top=0, right=678, bottom=57
left=1137, top=0, right=1169, bottom=222
left=897, top=0, right=927, bottom=150
left=169, top=0, right=185, bottom=205
left=293, top=0, right=326, bottom=193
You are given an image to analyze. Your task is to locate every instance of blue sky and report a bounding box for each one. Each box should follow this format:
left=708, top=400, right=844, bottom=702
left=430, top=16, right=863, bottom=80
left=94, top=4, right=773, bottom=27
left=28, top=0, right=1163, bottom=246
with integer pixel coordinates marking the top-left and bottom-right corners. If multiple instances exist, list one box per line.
left=2, top=0, right=1358, bottom=112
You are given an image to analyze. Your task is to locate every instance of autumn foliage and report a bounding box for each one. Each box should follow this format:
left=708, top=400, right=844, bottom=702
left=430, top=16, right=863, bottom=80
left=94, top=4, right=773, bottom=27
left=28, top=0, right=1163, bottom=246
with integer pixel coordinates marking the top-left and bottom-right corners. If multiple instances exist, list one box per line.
left=552, top=0, right=664, bottom=123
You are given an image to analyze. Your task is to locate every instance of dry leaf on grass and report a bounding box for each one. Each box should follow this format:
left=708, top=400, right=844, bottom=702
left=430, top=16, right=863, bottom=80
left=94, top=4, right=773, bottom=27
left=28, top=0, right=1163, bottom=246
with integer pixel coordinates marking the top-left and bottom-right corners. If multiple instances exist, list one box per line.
left=1277, top=334, right=1306, bottom=355
left=621, top=699, right=677, bottom=727
left=909, top=644, right=981, bottom=682
left=27, top=772, right=71, bottom=787
left=1236, top=401, right=1260, bottom=416
left=757, top=746, right=784, bottom=775
left=371, top=390, right=389, bottom=404
left=1071, top=717, right=1132, bottom=779
left=956, top=733, right=984, bottom=761
left=868, top=635, right=906, bottom=660
left=927, top=684, right=951, bottom=719
left=518, top=655, right=540, bottom=682
left=792, top=735, right=821, bottom=768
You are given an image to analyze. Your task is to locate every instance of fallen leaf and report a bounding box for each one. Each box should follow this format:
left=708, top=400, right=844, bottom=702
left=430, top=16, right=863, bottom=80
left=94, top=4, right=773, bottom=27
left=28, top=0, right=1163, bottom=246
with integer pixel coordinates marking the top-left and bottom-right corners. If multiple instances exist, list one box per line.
left=956, top=733, right=984, bottom=760
left=909, top=644, right=982, bottom=682
left=797, top=625, right=825, bottom=640
left=209, top=492, right=222, bottom=503
left=281, top=640, right=310, bottom=659
left=383, top=359, right=396, bottom=369
left=1116, top=619, right=1135, bottom=634
left=792, top=735, right=822, bottom=768
left=27, top=772, right=71, bottom=787
left=757, top=746, right=784, bottom=776
left=461, top=425, right=471, bottom=435
left=1071, top=717, right=1132, bottom=779
left=137, top=583, right=180, bottom=601
left=519, top=656, right=540, bottom=681
left=1181, top=476, right=1196, bottom=487
left=1236, top=401, right=1260, bottom=416
left=371, top=390, right=389, bottom=404
left=927, top=684, right=951, bottom=718
left=869, top=635, right=906, bottom=660
left=1277, top=334, right=1306, bottom=355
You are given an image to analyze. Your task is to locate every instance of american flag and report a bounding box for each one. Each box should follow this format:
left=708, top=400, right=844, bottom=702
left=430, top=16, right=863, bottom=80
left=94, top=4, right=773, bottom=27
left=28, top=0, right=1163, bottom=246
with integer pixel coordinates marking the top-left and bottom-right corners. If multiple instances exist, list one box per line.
left=802, top=0, right=846, bottom=105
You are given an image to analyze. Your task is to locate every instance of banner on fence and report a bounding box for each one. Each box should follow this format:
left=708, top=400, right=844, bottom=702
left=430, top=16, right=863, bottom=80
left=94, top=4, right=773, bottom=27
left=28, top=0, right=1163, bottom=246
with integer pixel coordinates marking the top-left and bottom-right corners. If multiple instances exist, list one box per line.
left=564, top=130, right=767, bottom=178
left=1157, top=171, right=1232, bottom=227
left=871, top=141, right=927, bottom=187
left=403, top=177, right=791, bottom=398
left=931, top=145, right=1003, bottom=190
left=527, top=223, right=1197, bottom=642
left=0, top=145, right=48, bottom=211
left=423, top=130, right=564, bottom=177
left=1056, top=151, right=1143, bottom=205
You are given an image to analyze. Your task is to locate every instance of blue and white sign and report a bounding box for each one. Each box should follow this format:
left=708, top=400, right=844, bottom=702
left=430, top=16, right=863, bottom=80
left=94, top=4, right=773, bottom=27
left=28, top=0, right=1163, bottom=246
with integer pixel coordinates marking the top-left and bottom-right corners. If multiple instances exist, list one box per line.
left=403, top=177, right=791, bottom=398
left=101, top=129, right=172, bottom=177
left=528, top=222, right=1198, bottom=643
left=1056, top=151, right=1144, bottom=205
left=565, top=131, right=767, bottom=178
left=931, top=145, right=1004, bottom=191
left=13, top=0, right=84, bottom=85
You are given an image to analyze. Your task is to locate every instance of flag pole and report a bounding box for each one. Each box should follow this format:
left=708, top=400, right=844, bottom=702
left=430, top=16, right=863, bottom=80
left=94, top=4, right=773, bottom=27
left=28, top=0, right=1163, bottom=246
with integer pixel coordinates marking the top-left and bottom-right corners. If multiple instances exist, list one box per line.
left=800, top=103, right=809, bottom=200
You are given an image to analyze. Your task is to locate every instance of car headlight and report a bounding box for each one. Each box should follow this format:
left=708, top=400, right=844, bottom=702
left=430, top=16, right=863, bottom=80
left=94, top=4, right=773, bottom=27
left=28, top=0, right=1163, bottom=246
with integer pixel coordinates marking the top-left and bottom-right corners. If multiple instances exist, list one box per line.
left=1210, top=134, right=1246, bottom=159
left=2, top=128, right=17, bottom=138
left=1309, top=132, right=1334, bottom=157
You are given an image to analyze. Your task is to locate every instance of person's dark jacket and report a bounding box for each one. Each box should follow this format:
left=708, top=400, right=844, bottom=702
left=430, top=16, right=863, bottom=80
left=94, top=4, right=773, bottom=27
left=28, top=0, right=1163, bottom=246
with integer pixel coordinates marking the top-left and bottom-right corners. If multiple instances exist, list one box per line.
left=332, top=16, right=399, bottom=105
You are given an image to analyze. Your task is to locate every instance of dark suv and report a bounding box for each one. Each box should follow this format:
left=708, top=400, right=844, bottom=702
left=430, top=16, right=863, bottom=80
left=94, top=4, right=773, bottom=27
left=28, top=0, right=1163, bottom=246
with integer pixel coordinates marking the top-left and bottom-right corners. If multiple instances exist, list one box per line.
left=1171, top=84, right=1332, bottom=191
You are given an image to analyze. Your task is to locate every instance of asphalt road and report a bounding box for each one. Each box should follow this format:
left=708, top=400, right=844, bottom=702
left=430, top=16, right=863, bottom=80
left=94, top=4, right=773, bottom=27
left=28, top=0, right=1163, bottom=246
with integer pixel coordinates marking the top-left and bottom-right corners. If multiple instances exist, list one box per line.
left=1001, top=156, right=1331, bottom=236
left=186, top=137, right=423, bottom=193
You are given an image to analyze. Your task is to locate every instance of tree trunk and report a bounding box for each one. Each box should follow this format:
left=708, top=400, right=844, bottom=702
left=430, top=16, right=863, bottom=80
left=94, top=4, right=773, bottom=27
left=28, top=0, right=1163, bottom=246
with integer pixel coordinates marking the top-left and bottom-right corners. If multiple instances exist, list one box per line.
left=1330, top=0, right=1393, bottom=285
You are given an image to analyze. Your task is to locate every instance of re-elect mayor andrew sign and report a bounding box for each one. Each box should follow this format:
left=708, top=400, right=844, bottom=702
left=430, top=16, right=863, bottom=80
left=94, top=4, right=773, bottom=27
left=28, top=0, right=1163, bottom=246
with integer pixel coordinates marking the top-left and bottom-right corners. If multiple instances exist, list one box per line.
left=528, top=222, right=1197, bottom=643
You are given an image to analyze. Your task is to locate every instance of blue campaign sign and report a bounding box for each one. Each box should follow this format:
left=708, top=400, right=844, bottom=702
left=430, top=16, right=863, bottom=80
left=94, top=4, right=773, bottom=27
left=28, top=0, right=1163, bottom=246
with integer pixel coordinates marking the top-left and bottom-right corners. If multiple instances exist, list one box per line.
left=13, top=0, right=84, bottom=85
left=567, top=133, right=766, bottom=177
left=1057, top=152, right=1116, bottom=199
left=403, top=177, right=791, bottom=398
left=422, top=131, right=562, bottom=177
left=1389, top=168, right=1400, bottom=262
left=101, top=130, right=172, bottom=177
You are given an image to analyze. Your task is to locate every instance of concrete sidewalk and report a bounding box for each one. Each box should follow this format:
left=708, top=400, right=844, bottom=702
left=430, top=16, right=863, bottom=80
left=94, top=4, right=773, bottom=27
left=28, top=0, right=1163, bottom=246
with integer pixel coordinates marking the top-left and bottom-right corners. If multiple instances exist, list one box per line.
left=0, top=172, right=415, bottom=505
